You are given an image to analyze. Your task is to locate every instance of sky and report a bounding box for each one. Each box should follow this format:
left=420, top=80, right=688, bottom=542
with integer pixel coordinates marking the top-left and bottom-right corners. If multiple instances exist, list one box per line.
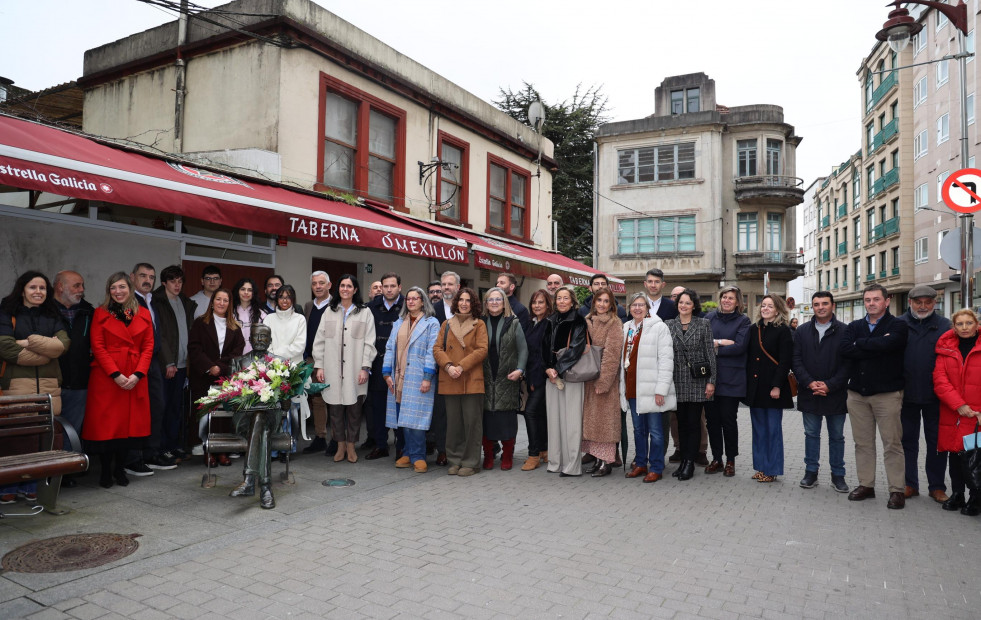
left=0, top=0, right=892, bottom=185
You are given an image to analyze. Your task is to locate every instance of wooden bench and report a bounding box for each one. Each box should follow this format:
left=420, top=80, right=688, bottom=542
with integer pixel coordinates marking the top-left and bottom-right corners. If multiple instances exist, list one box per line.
left=201, top=406, right=296, bottom=488
left=0, top=393, right=89, bottom=517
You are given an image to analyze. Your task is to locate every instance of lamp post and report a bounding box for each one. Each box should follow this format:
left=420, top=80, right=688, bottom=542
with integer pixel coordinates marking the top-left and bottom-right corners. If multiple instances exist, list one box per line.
left=877, top=0, right=973, bottom=309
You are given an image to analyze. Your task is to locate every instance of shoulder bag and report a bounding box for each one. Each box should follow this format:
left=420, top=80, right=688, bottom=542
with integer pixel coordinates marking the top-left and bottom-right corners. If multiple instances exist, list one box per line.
left=757, top=326, right=797, bottom=396
left=960, top=421, right=981, bottom=491
left=558, top=327, right=602, bottom=383
left=678, top=326, right=712, bottom=379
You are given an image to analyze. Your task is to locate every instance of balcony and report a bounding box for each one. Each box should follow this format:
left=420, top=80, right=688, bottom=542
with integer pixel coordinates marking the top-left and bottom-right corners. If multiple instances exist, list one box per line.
left=733, top=250, right=804, bottom=279
left=871, top=216, right=901, bottom=243
left=837, top=203, right=848, bottom=219
left=842, top=280, right=848, bottom=288
left=880, top=270, right=887, bottom=278
left=867, top=70, right=897, bottom=113
left=872, top=168, right=900, bottom=196
left=821, top=215, right=830, bottom=229
left=734, top=175, right=805, bottom=207
left=869, top=118, right=899, bottom=154
left=838, top=241, right=848, bottom=256
left=866, top=274, right=876, bottom=281
left=822, top=249, right=831, bottom=262
left=892, top=267, right=900, bottom=276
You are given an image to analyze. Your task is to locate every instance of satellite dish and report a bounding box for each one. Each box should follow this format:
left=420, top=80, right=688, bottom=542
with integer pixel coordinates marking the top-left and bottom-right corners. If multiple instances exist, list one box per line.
left=528, top=100, right=545, bottom=131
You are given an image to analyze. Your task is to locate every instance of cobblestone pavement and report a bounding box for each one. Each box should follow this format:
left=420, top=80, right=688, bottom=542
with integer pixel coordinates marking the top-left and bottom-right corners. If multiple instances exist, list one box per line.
left=2, top=406, right=980, bottom=619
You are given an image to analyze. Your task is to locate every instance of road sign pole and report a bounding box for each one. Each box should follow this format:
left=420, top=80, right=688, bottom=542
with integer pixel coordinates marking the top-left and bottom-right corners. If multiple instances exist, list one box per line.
left=959, top=31, right=974, bottom=309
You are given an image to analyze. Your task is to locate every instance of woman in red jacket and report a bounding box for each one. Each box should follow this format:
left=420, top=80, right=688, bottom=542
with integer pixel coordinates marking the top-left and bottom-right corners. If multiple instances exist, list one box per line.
left=933, top=308, right=981, bottom=516
left=83, top=272, right=155, bottom=488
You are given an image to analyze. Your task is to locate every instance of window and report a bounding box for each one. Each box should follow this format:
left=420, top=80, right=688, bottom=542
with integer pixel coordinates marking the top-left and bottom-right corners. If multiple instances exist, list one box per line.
left=617, top=143, right=695, bottom=184
left=938, top=170, right=951, bottom=201
left=765, top=140, right=782, bottom=175
left=866, top=122, right=875, bottom=153
left=670, top=90, right=684, bottom=115
left=833, top=268, right=839, bottom=288
left=867, top=166, right=875, bottom=194
left=915, top=237, right=928, bottom=263
left=686, top=88, right=700, bottom=113
left=939, top=229, right=951, bottom=258
left=867, top=208, right=876, bottom=238
left=436, top=132, right=469, bottom=224
left=853, top=169, right=861, bottom=203
left=969, top=30, right=976, bottom=63
left=865, top=72, right=874, bottom=110
left=937, top=60, right=949, bottom=87
left=969, top=93, right=976, bottom=126
left=867, top=255, right=876, bottom=278
left=737, top=140, right=757, bottom=177
left=617, top=215, right=695, bottom=254
left=487, top=156, right=530, bottom=239
left=915, top=183, right=928, bottom=211
left=854, top=216, right=862, bottom=249
left=854, top=257, right=862, bottom=285
left=892, top=247, right=900, bottom=273
left=914, top=31, right=926, bottom=55
left=914, top=129, right=928, bottom=159
left=891, top=149, right=899, bottom=170
left=914, top=76, right=928, bottom=107
left=880, top=251, right=887, bottom=274
left=737, top=212, right=758, bottom=251
left=938, top=113, right=950, bottom=144
left=318, top=74, right=406, bottom=208
left=766, top=213, right=782, bottom=250
left=937, top=11, right=949, bottom=32
left=891, top=197, right=900, bottom=219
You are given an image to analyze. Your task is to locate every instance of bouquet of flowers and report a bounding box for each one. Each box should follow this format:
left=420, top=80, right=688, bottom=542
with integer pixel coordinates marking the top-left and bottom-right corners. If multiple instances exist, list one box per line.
left=195, top=356, right=316, bottom=416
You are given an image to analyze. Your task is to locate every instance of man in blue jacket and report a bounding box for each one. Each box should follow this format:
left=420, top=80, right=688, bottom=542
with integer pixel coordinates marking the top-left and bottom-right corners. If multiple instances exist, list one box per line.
left=898, top=284, right=951, bottom=503
left=792, top=291, right=851, bottom=492
left=840, top=284, right=909, bottom=509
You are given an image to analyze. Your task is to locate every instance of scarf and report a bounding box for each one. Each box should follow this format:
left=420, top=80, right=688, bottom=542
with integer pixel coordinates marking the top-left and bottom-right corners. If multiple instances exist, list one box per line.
left=393, top=314, right=420, bottom=403
left=449, top=314, right=477, bottom=348
left=107, top=301, right=134, bottom=326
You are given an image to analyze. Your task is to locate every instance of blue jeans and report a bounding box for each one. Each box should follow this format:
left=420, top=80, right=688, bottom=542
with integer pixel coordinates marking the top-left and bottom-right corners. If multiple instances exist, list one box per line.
left=60, top=388, right=87, bottom=449
left=396, top=404, right=427, bottom=463
left=629, top=399, right=664, bottom=473
left=161, top=368, right=186, bottom=453
left=750, top=408, right=784, bottom=476
left=802, top=412, right=846, bottom=477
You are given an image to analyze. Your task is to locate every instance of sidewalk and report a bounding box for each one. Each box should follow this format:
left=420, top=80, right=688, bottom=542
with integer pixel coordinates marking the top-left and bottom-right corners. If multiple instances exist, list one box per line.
left=1, top=407, right=978, bottom=619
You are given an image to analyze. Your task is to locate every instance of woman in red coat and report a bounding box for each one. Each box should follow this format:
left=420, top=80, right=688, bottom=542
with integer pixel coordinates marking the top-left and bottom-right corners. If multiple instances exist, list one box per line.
left=933, top=308, right=981, bottom=516
left=83, top=272, right=155, bottom=488
left=188, top=289, right=245, bottom=466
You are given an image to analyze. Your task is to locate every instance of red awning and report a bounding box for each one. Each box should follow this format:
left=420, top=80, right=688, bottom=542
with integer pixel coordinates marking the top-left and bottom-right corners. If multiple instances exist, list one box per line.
left=381, top=211, right=626, bottom=294
left=0, top=115, right=467, bottom=263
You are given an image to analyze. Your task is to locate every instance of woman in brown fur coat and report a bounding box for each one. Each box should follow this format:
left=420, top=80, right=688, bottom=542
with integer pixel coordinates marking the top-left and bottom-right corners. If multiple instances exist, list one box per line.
left=581, top=287, right=625, bottom=477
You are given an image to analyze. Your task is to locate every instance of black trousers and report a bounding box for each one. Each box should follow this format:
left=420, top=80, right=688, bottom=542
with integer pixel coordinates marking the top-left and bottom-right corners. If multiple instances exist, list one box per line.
left=705, top=395, right=740, bottom=461
left=676, top=401, right=704, bottom=461
left=522, top=384, right=548, bottom=456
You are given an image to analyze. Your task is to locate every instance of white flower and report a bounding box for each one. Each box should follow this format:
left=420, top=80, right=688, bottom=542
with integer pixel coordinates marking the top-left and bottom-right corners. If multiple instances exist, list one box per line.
left=259, top=387, right=274, bottom=402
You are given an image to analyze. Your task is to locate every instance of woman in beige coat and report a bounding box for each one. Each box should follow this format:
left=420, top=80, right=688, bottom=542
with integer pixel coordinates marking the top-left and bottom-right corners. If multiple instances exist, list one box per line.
left=433, top=288, right=488, bottom=477
left=313, top=275, right=377, bottom=463
left=580, top=287, right=626, bottom=477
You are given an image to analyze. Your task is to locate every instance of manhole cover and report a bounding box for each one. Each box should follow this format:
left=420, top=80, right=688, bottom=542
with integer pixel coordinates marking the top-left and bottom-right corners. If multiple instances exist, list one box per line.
left=2, top=533, right=141, bottom=573
left=322, top=478, right=355, bottom=487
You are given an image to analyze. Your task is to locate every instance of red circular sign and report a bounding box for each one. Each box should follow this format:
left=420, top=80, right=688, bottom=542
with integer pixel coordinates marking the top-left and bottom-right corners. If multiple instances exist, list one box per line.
left=941, top=168, right=981, bottom=214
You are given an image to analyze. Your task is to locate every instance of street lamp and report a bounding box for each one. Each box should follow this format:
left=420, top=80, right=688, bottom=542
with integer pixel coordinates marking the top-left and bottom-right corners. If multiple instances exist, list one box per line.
left=877, top=0, right=974, bottom=309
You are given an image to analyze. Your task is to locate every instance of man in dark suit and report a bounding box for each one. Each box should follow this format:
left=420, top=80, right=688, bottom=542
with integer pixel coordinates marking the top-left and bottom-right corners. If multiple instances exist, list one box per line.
left=645, top=268, right=678, bottom=321
left=496, top=272, right=530, bottom=330
left=365, top=272, right=403, bottom=460
left=578, top=273, right=628, bottom=322
left=302, top=271, right=334, bottom=456
left=128, top=262, right=168, bottom=476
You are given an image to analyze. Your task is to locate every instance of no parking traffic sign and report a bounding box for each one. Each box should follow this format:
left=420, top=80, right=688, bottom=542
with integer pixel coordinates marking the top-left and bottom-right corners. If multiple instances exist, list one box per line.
left=941, top=168, right=981, bottom=213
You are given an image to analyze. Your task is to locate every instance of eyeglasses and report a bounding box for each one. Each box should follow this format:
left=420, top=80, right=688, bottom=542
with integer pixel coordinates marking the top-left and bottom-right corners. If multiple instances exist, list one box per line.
left=203, top=276, right=221, bottom=282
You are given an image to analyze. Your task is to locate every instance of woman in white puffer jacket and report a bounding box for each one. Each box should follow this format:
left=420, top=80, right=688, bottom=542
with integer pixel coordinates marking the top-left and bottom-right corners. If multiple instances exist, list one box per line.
left=262, top=284, right=306, bottom=458
left=619, top=292, right=676, bottom=483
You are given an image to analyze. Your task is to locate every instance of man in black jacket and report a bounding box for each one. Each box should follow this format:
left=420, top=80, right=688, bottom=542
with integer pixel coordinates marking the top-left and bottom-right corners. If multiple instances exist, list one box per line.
left=365, top=272, right=403, bottom=460
left=899, top=284, right=952, bottom=503
left=792, top=291, right=851, bottom=493
left=53, top=271, right=93, bottom=455
left=644, top=268, right=678, bottom=321
left=497, top=273, right=530, bottom=330
left=151, top=266, right=197, bottom=466
left=840, top=284, right=909, bottom=509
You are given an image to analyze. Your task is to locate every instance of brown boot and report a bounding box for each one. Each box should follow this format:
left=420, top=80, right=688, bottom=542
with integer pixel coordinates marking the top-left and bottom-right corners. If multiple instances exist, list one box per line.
left=539, top=450, right=548, bottom=464
left=521, top=455, right=541, bottom=471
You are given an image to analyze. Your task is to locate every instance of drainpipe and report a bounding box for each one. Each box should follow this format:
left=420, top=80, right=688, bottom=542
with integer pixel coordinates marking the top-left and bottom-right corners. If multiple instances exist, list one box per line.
left=592, top=141, right=598, bottom=266
left=173, top=0, right=189, bottom=153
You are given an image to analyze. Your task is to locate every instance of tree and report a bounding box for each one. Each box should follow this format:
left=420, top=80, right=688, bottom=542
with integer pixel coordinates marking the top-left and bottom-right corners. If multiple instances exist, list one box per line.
left=495, top=83, right=608, bottom=263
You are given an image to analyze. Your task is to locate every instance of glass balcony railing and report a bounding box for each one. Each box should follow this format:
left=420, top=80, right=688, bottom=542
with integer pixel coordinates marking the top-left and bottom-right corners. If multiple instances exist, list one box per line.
left=868, top=71, right=898, bottom=112
left=821, top=215, right=830, bottom=229
left=837, top=203, right=848, bottom=219
left=882, top=216, right=900, bottom=236
left=870, top=118, right=899, bottom=153
left=871, top=168, right=899, bottom=196
left=866, top=273, right=876, bottom=281
left=822, top=249, right=831, bottom=262
left=892, top=267, right=900, bottom=276
left=838, top=241, right=848, bottom=255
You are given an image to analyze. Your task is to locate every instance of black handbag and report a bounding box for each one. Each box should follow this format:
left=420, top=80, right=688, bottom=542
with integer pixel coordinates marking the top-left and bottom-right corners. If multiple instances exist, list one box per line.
left=959, top=421, right=981, bottom=492
left=679, top=339, right=711, bottom=379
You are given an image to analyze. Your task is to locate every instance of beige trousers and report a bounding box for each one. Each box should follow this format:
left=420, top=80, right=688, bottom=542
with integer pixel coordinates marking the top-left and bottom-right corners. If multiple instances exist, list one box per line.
left=546, top=380, right=585, bottom=476
left=846, top=390, right=905, bottom=493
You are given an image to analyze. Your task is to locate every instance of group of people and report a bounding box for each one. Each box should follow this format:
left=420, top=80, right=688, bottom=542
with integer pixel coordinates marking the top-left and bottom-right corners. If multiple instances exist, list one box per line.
left=2, top=262, right=980, bottom=516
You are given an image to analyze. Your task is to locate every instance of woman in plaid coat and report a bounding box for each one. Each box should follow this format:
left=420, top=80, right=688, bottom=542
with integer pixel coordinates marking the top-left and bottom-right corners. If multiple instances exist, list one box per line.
left=665, top=289, right=716, bottom=481
left=383, top=287, right=440, bottom=473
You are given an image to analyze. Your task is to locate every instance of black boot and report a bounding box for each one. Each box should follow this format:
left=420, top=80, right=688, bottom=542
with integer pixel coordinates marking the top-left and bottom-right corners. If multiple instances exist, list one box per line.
left=586, top=457, right=601, bottom=474
left=302, top=436, right=327, bottom=454
left=259, top=483, right=275, bottom=509
left=230, top=473, right=256, bottom=497
left=591, top=460, right=612, bottom=477
left=943, top=491, right=966, bottom=511
left=99, top=454, right=114, bottom=488
left=325, top=439, right=338, bottom=456
left=962, top=492, right=981, bottom=516
left=676, top=460, right=695, bottom=481
left=113, top=451, right=130, bottom=486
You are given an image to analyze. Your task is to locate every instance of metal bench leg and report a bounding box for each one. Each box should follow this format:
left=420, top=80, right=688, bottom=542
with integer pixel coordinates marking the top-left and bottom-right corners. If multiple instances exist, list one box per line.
left=37, top=475, right=71, bottom=515
left=0, top=505, right=44, bottom=519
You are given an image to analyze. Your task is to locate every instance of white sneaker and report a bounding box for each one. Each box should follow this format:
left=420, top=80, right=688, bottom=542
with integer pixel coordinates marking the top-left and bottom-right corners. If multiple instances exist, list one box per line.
left=191, top=444, right=204, bottom=456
